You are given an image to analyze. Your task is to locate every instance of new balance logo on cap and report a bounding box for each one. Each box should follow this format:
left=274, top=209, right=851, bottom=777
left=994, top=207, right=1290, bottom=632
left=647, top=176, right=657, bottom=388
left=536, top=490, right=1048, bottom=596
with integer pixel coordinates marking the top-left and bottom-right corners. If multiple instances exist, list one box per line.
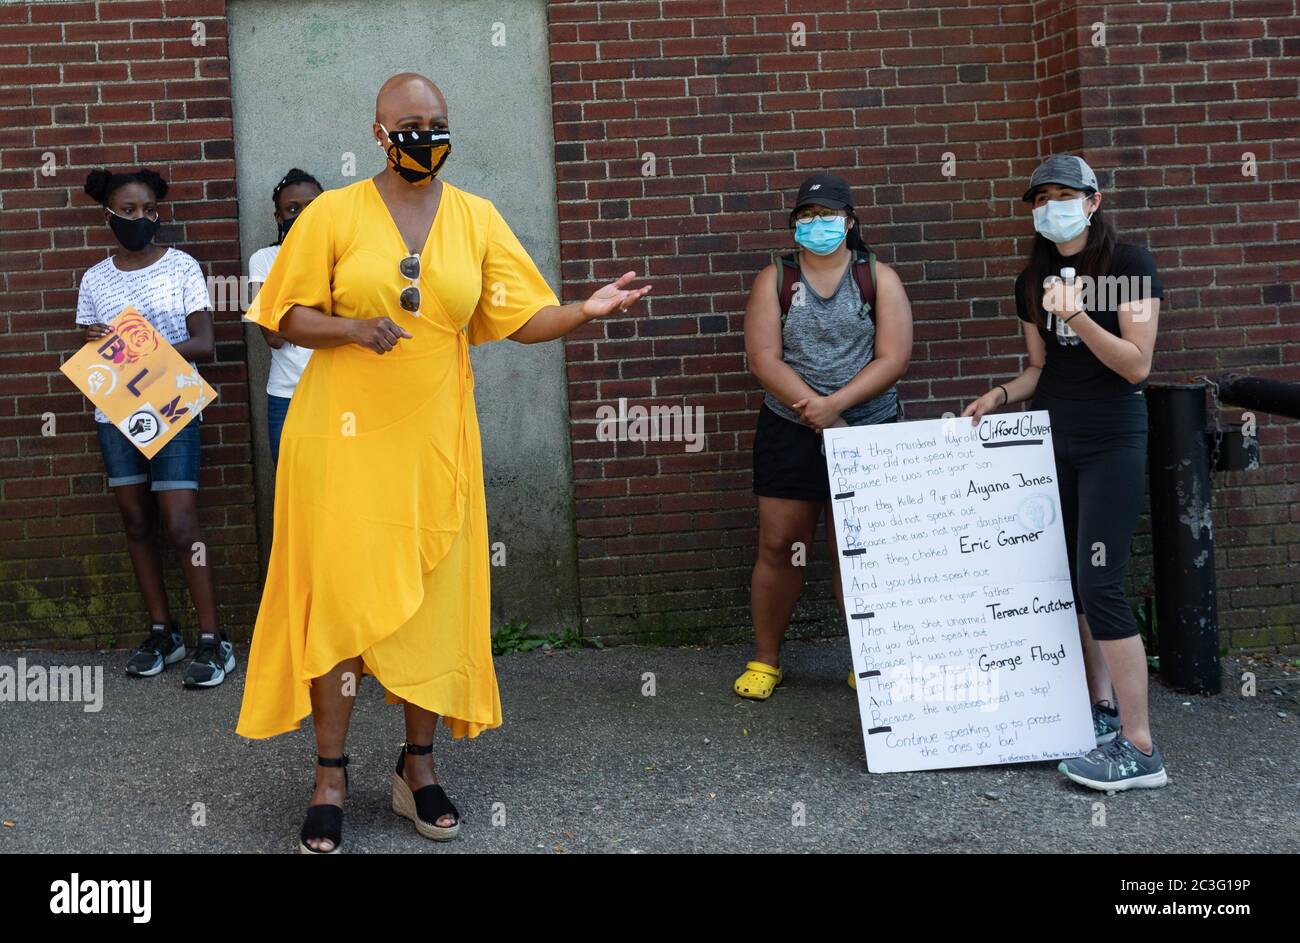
left=792, top=173, right=854, bottom=216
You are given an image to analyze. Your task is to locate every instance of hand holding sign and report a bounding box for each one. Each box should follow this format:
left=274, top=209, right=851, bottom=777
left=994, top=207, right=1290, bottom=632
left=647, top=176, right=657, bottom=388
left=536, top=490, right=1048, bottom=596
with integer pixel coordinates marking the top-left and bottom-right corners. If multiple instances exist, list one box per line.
left=61, top=306, right=216, bottom=458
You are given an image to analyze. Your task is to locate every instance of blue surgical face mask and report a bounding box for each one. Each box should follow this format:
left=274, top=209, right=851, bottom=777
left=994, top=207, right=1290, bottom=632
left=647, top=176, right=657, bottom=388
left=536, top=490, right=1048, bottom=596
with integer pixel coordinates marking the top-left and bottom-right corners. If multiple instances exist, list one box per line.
left=1033, top=196, right=1093, bottom=243
left=794, top=215, right=847, bottom=255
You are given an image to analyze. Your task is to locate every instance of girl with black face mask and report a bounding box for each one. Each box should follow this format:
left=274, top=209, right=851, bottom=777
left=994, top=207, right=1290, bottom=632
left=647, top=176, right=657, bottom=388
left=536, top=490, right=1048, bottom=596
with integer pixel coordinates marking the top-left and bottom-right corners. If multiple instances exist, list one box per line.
left=246, top=168, right=325, bottom=468
left=76, top=168, right=229, bottom=690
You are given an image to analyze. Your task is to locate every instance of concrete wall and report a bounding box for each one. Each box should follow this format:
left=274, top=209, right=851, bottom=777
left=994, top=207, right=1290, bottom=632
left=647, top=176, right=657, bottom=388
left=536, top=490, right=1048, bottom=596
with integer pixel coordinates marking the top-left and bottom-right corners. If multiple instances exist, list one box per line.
left=227, top=0, right=579, bottom=634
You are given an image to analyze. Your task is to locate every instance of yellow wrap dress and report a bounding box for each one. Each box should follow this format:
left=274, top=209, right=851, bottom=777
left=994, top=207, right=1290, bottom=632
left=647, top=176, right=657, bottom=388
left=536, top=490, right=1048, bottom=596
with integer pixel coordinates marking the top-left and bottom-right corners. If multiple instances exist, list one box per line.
left=236, top=178, right=559, bottom=740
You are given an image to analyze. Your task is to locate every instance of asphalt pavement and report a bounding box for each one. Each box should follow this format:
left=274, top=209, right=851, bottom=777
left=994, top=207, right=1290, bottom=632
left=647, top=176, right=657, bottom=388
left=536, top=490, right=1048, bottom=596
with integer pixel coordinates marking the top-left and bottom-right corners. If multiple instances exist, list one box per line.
left=1, top=639, right=1296, bottom=853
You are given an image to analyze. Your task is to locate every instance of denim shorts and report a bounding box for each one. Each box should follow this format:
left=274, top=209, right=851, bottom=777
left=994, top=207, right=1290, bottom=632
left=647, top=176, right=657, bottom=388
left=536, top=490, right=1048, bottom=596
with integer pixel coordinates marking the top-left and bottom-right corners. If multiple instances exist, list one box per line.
left=95, top=416, right=202, bottom=491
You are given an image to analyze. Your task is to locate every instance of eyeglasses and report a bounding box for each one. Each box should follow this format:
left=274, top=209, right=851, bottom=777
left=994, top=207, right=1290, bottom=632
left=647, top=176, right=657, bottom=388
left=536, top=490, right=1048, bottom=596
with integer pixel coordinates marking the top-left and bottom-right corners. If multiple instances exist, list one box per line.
left=793, top=208, right=845, bottom=223
left=399, top=253, right=421, bottom=315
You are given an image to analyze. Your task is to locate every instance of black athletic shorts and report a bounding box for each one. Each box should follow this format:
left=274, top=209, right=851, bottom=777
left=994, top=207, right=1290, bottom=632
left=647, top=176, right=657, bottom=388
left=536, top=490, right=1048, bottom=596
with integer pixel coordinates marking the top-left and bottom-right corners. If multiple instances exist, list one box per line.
left=752, top=403, right=896, bottom=503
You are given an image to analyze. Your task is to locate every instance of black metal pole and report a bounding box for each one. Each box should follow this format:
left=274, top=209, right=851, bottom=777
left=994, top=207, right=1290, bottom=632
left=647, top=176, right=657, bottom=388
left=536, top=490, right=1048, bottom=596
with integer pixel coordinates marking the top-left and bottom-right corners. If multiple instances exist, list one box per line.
left=1145, top=383, right=1221, bottom=694
left=1214, top=373, right=1300, bottom=420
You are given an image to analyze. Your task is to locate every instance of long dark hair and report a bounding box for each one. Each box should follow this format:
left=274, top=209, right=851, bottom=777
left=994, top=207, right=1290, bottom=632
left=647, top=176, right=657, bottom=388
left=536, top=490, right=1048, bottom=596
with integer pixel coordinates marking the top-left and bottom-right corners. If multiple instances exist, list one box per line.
left=845, top=208, right=870, bottom=253
left=1022, top=204, right=1115, bottom=327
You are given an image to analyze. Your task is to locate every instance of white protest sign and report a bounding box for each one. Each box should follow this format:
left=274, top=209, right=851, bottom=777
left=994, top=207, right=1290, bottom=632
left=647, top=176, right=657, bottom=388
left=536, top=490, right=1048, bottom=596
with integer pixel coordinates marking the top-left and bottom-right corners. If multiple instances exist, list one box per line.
left=822, top=411, right=1094, bottom=773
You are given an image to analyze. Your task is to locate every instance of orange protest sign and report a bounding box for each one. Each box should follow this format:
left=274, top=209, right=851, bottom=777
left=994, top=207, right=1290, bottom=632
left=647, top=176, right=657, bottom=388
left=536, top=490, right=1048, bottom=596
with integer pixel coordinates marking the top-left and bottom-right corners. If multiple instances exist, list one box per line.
left=60, top=306, right=217, bottom=458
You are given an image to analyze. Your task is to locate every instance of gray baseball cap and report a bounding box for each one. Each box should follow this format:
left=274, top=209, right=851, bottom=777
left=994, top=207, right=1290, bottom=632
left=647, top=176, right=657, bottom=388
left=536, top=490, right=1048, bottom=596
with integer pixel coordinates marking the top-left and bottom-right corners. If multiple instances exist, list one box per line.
left=1022, top=154, right=1099, bottom=201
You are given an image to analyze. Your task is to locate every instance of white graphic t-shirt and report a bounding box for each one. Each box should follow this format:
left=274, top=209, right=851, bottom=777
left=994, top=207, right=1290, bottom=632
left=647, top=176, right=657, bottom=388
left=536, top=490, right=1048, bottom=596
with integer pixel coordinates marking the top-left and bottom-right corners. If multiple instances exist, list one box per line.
left=74, top=248, right=212, bottom=424
left=248, top=244, right=313, bottom=399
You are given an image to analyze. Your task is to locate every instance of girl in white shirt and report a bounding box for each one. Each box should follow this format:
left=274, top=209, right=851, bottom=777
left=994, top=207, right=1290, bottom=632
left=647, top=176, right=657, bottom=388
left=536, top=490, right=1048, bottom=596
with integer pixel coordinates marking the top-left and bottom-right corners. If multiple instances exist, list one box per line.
left=247, top=169, right=324, bottom=467
left=76, top=167, right=232, bottom=688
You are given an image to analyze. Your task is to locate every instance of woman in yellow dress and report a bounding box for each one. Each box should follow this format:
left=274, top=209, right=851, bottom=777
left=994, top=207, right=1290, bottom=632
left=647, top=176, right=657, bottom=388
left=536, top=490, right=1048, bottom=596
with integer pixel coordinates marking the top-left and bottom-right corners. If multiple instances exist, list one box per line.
left=237, top=73, right=650, bottom=853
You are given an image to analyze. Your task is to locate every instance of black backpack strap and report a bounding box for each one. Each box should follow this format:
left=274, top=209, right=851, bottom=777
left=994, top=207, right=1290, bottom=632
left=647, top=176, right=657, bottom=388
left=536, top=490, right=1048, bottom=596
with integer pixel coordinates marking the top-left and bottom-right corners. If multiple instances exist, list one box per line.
left=850, top=249, right=877, bottom=323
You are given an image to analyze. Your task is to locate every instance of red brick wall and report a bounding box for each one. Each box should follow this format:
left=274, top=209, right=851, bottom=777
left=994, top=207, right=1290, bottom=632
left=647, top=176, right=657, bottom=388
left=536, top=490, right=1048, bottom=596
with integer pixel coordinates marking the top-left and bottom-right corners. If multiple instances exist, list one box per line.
left=1071, top=0, right=1300, bottom=644
left=0, top=0, right=261, bottom=646
left=547, top=0, right=1300, bottom=649
left=1034, top=0, right=1086, bottom=154
left=0, top=0, right=1295, bottom=652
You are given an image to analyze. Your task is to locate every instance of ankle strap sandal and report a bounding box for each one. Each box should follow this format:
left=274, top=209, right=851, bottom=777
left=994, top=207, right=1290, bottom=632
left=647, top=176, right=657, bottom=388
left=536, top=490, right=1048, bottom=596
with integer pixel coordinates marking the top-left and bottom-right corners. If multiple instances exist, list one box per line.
left=299, top=754, right=349, bottom=855
left=391, top=742, right=460, bottom=842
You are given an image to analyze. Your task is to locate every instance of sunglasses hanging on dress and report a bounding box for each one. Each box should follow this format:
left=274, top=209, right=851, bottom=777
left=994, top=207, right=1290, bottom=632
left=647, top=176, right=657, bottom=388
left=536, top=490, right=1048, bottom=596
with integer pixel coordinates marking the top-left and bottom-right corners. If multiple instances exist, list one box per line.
left=399, top=253, right=421, bottom=315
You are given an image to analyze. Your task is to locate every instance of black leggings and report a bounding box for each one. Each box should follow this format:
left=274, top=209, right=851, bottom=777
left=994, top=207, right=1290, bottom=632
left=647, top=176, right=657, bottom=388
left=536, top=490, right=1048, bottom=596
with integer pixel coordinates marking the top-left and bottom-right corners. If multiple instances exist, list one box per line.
left=1037, top=392, right=1147, bottom=641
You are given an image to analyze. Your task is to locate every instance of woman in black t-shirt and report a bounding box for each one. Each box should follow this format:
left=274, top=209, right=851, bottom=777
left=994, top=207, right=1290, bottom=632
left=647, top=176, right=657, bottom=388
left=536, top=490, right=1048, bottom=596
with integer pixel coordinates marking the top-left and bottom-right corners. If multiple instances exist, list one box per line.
left=963, top=155, right=1168, bottom=793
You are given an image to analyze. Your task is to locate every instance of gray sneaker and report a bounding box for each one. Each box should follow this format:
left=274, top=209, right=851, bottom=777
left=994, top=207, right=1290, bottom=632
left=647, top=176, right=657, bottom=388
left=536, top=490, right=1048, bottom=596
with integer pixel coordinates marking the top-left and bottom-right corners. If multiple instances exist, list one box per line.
left=182, top=633, right=236, bottom=688
left=1059, top=734, right=1168, bottom=792
left=1092, top=702, right=1121, bottom=745
left=125, top=623, right=186, bottom=677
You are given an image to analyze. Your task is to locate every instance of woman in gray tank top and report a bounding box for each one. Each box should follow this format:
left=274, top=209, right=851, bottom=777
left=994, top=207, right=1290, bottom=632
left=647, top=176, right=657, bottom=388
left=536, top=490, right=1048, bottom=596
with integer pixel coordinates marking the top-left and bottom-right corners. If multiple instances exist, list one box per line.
left=735, top=173, right=914, bottom=701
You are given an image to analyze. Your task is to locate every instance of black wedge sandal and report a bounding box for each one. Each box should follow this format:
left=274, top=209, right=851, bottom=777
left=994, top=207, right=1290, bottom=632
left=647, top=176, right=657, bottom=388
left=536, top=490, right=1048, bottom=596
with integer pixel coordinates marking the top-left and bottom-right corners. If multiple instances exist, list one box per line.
left=298, top=754, right=349, bottom=854
left=391, top=742, right=460, bottom=841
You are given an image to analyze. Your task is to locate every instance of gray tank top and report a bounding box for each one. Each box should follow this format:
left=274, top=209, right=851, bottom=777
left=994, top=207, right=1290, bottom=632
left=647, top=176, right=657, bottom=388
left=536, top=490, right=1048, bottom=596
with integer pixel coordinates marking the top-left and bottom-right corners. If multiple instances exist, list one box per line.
left=763, top=261, right=899, bottom=426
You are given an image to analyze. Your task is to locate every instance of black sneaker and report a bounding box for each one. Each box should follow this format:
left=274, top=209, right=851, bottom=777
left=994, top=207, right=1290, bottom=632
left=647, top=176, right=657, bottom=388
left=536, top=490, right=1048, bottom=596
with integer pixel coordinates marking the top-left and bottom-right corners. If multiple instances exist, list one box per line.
left=125, top=623, right=186, bottom=677
left=182, top=632, right=236, bottom=688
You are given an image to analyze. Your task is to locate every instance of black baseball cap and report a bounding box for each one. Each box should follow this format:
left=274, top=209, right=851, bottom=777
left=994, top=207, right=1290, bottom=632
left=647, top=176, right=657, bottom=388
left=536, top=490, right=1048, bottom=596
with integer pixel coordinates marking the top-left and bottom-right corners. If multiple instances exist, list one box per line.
left=792, top=173, right=854, bottom=215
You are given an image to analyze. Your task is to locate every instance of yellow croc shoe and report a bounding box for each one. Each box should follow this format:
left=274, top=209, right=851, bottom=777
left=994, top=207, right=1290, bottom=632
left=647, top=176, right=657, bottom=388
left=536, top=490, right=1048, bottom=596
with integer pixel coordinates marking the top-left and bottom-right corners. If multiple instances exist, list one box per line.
left=734, top=661, right=783, bottom=700
left=848, top=670, right=857, bottom=690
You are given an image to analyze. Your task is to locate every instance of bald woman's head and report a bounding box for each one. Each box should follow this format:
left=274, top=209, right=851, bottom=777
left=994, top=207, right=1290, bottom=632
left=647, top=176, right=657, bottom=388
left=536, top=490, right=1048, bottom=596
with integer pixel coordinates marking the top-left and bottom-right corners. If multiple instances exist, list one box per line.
left=373, top=73, right=452, bottom=186
left=375, top=73, right=446, bottom=127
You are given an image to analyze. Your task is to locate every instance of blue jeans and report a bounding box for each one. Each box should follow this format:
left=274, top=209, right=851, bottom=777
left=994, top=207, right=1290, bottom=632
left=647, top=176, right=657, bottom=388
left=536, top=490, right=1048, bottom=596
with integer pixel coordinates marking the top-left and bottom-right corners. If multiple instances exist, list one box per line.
left=267, top=394, right=291, bottom=468
left=96, top=418, right=201, bottom=491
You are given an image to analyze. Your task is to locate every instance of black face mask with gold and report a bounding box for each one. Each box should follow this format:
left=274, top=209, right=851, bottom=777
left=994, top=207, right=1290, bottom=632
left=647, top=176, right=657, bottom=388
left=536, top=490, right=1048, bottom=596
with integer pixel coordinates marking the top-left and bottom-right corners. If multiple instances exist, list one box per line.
left=378, top=124, right=450, bottom=186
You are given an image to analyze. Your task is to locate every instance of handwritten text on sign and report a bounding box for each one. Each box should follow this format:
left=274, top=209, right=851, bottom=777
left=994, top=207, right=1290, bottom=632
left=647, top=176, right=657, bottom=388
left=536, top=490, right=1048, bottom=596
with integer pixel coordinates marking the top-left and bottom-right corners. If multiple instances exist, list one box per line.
left=823, top=413, right=1094, bottom=773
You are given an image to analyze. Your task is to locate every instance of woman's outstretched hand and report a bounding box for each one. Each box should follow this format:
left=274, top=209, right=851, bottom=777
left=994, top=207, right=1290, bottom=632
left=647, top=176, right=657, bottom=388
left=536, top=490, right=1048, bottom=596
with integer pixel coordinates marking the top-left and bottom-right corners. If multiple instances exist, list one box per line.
left=504, top=274, right=653, bottom=344
left=582, top=271, right=652, bottom=319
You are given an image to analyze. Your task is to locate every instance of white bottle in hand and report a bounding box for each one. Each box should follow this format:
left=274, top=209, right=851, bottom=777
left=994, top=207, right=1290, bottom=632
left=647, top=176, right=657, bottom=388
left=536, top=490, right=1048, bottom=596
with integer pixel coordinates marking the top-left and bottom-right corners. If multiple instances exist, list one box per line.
left=1054, top=267, right=1080, bottom=345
